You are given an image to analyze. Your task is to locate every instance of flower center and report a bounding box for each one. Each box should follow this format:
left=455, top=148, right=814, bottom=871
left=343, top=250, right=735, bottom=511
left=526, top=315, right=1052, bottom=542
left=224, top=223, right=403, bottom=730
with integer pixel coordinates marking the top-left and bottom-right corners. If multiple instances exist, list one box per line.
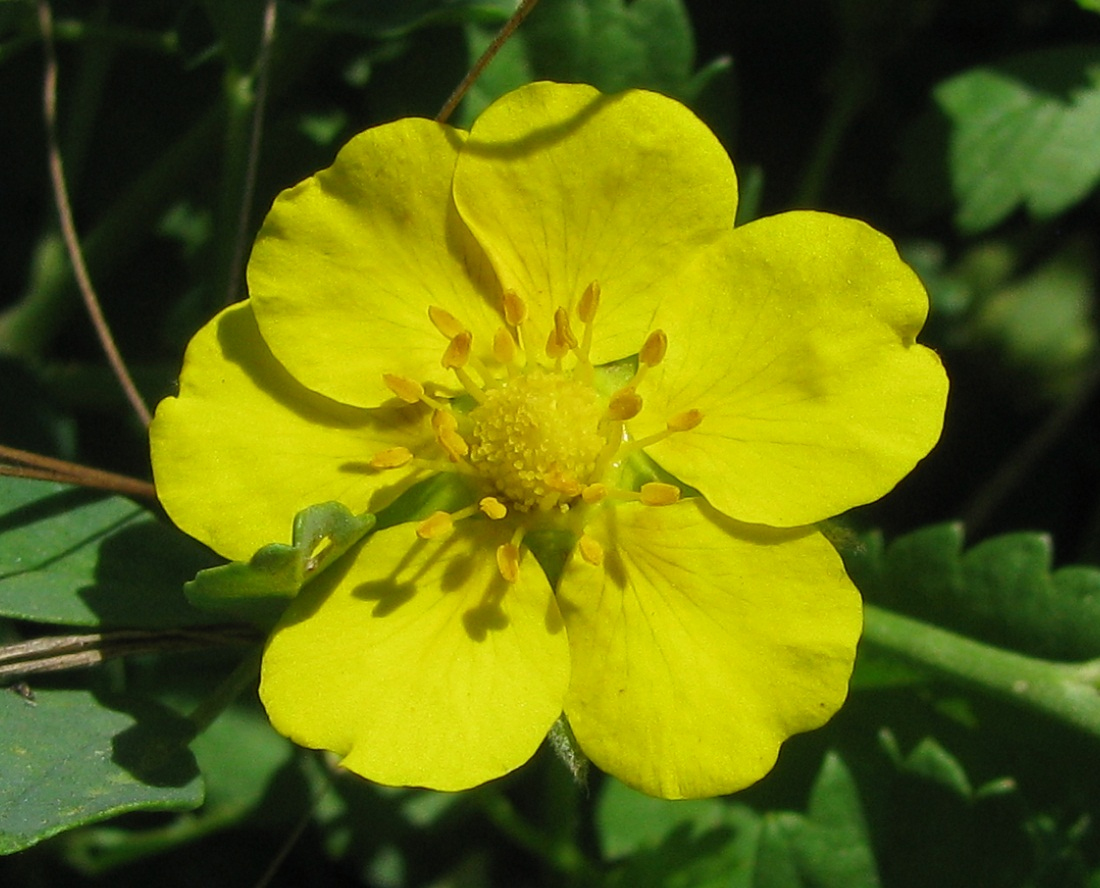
left=373, top=283, right=704, bottom=582
left=467, top=372, right=605, bottom=512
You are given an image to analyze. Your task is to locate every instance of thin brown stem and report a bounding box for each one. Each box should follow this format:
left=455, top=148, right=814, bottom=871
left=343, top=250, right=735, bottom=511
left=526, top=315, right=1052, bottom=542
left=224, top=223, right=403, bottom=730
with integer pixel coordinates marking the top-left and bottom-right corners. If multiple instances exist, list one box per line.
left=0, top=443, right=157, bottom=501
left=37, top=0, right=152, bottom=427
left=0, top=626, right=260, bottom=682
left=436, top=0, right=541, bottom=124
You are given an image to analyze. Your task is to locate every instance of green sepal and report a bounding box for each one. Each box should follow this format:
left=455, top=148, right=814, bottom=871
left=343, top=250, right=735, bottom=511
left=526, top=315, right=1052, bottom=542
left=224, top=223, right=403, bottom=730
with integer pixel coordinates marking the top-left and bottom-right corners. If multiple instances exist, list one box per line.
left=184, top=502, right=375, bottom=624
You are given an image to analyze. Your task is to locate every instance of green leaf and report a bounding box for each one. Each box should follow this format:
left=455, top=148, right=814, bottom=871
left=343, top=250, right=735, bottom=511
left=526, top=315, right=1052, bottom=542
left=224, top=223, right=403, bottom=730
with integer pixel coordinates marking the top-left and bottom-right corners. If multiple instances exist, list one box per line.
left=184, top=501, right=375, bottom=623
left=1077, top=0, right=1100, bottom=13
left=60, top=700, right=295, bottom=872
left=846, top=523, right=1100, bottom=661
left=756, top=753, right=881, bottom=888
left=971, top=240, right=1097, bottom=395
left=461, top=0, right=728, bottom=123
left=0, top=477, right=215, bottom=628
left=0, top=688, right=202, bottom=855
left=935, top=45, right=1100, bottom=232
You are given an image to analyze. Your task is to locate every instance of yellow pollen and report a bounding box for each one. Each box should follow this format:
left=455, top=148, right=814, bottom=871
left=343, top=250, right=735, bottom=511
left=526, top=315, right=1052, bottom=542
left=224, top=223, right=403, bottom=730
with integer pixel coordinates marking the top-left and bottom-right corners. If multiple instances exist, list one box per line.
left=640, top=482, right=681, bottom=506
left=383, top=373, right=424, bottom=403
left=577, top=281, right=600, bottom=324
left=502, top=290, right=528, bottom=326
left=608, top=388, right=643, bottom=421
left=441, top=330, right=472, bottom=369
left=640, top=330, right=668, bottom=367
left=428, top=305, right=465, bottom=339
left=496, top=542, right=521, bottom=583
left=578, top=534, right=604, bottom=566
left=417, top=511, right=454, bottom=539
left=667, top=408, right=704, bottom=432
left=479, top=496, right=508, bottom=519
left=370, top=446, right=414, bottom=469
left=467, top=372, right=605, bottom=511
left=582, top=483, right=608, bottom=504
left=493, top=327, right=517, bottom=365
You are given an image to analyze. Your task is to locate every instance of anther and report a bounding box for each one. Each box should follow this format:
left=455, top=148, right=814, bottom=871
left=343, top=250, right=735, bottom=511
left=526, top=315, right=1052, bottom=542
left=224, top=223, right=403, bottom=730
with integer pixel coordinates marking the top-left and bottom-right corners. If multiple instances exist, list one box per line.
left=639, top=330, right=668, bottom=367
left=640, top=482, right=681, bottom=506
left=428, top=305, right=465, bottom=340
left=667, top=409, right=703, bottom=432
left=608, top=388, right=643, bottom=421
left=492, top=327, right=517, bottom=365
left=432, top=410, right=469, bottom=461
left=496, top=542, right=521, bottom=583
left=383, top=373, right=424, bottom=403
left=441, top=330, right=473, bottom=369
left=417, top=511, right=454, bottom=539
left=502, top=289, right=528, bottom=327
left=578, top=534, right=604, bottom=566
left=370, top=446, right=414, bottom=469
left=544, top=470, right=582, bottom=497
left=479, top=497, right=508, bottom=520
left=577, top=281, right=601, bottom=324
left=582, top=483, right=608, bottom=504
left=545, top=306, right=578, bottom=360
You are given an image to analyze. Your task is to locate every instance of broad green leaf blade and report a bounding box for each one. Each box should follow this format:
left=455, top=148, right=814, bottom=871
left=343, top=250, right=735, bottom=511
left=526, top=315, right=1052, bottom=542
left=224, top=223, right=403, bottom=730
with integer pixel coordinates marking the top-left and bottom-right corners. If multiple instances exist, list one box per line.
left=0, top=478, right=216, bottom=628
left=0, top=688, right=202, bottom=855
left=60, top=700, right=295, bottom=872
left=936, top=46, right=1100, bottom=232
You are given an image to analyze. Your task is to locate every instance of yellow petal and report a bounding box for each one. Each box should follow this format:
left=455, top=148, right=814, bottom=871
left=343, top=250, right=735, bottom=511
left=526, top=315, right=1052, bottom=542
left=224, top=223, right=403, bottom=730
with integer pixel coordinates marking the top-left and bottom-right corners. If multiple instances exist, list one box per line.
left=559, top=499, right=861, bottom=799
left=150, top=302, right=432, bottom=562
left=248, top=118, right=502, bottom=408
left=453, top=82, right=737, bottom=363
left=637, top=211, right=949, bottom=527
left=260, top=520, right=569, bottom=790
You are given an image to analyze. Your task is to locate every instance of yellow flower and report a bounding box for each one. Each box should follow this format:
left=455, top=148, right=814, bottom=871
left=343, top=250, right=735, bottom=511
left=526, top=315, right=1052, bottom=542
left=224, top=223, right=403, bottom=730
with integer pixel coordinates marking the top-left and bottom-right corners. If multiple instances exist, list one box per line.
left=150, top=82, right=947, bottom=799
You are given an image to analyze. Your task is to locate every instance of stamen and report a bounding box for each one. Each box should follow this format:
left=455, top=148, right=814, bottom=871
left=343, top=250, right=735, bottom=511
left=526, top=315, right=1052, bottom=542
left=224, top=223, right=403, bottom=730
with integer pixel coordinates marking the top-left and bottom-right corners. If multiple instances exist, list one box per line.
left=639, top=330, right=668, bottom=367
left=417, top=511, right=454, bottom=539
left=607, top=388, right=643, bottom=421
left=544, top=469, right=582, bottom=498
left=441, top=330, right=487, bottom=403
left=432, top=409, right=470, bottom=461
left=496, top=542, right=521, bottom=583
left=576, top=281, right=600, bottom=370
left=502, top=289, right=528, bottom=327
left=640, top=482, right=681, bottom=506
left=577, top=281, right=600, bottom=325
left=621, top=408, right=705, bottom=454
left=492, top=327, right=518, bottom=366
left=370, top=446, right=414, bottom=469
left=578, top=533, right=604, bottom=566
left=582, top=483, right=608, bottom=504
left=667, top=408, right=704, bottom=431
left=545, top=306, right=577, bottom=361
left=479, top=496, right=508, bottom=520
left=429, top=305, right=465, bottom=340
left=383, top=373, right=424, bottom=404
left=441, top=330, right=473, bottom=369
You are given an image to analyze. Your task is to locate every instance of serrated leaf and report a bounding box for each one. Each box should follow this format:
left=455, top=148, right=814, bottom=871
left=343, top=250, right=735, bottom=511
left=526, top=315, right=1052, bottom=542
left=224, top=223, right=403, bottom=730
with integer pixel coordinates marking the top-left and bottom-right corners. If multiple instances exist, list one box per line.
left=935, top=45, right=1100, bottom=232
left=847, top=523, right=1100, bottom=661
left=0, top=688, right=202, bottom=854
left=184, top=501, right=375, bottom=623
left=0, top=477, right=215, bottom=628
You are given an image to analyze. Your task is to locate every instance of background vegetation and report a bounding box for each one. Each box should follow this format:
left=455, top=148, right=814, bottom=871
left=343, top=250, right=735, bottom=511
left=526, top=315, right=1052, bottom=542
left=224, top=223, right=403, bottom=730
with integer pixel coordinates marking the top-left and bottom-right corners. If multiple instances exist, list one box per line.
left=4, top=1, right=1100, bottom=885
